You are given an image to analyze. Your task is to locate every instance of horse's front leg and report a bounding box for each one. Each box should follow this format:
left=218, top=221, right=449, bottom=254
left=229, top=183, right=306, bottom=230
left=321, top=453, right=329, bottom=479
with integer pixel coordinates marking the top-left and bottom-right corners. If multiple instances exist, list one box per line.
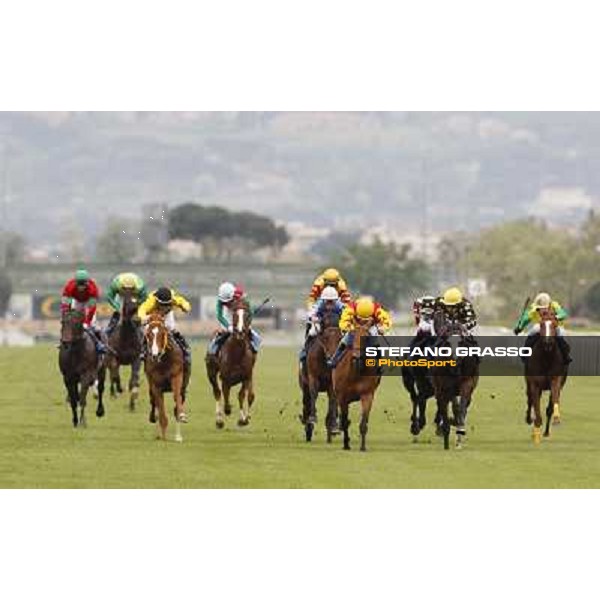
left=551, top=379, right=562, bottom=426
left=325, top=386, right=339, bottom=443
left=65, top=378, right=79, bottom=428
left=129, top=358, right=141, bottom=412
left=529, top=386, right=543, bottom=444
left=438, top=395, right=451, bottom=450
left=339, top=398, right=351, bottom=451
left=172, top=373, right=184, bottom=443
left=79, top=379, right=91, bottom=428
left=96, top=365, right=106, bottom=418
left=237, top=381, right=250, bottom=427
left=359, top=393, right=374, bottom=452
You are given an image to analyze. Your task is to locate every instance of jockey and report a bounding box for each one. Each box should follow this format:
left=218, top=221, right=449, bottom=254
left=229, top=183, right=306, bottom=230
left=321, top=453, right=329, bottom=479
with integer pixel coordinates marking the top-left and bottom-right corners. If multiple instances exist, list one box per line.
left=60, top=268, right=106, bottom=354
left=105, top=272, right=148, bottom=335
left=299, top=286, right=345, bottom=366
left=306, top=268, right=352, bottom=309
left=206, top=282, right=261, bottom=359
left=410, top=295, right=437, bottom=347
left=514, top=292, right=571, bottom=364
left=138, top=287, right=193, bottom=397
left=434, top=287, right=478, bottom=340
left=327, top=296, right=392, bottom=368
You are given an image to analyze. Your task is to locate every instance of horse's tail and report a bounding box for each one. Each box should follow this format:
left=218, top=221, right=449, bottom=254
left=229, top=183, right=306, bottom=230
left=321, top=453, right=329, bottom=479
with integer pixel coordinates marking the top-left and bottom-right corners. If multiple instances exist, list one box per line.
left=205, top=354, right=222, bottom=400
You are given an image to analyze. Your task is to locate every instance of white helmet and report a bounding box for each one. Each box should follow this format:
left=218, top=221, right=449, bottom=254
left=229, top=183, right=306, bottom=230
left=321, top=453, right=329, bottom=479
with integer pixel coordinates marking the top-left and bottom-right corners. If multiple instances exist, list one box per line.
left=218, top=282, right=235, bottom=303
left=533, top=292, right=551, bottom=309
left=320, top=287, right=339, bottom=301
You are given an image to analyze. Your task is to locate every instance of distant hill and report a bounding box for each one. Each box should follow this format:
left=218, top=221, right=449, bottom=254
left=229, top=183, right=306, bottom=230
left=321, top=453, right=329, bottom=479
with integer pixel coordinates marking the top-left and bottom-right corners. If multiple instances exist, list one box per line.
left=2, top=111, right=600, bottom=245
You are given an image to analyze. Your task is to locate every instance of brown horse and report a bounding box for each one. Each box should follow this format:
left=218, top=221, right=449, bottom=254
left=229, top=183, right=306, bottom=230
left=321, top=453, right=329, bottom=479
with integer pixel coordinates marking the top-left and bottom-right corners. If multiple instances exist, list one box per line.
left=58, top=309, right=106, bottom=427
left=106, top=289, right=143, bottom=411
left=430, top=311, right=479, bottom=450
left=332, top=322, right=381, bottom=451
left=298, top=314, right=342, bottom=443
left=143, top=313, right=186, bottom=442
left=207, top=298, right=256, bottom=429
left=524, top=307, right=568, bottom=444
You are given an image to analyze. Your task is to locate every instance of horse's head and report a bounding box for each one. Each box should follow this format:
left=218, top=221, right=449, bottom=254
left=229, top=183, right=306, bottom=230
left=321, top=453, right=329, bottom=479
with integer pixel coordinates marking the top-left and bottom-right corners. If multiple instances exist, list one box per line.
left=321, top=325, right=342, bottom=356
left=60, top=309, right=85, bottom=345
left=537, top=307, right=558, bottom=349
left=145, top=313, right=170, bottom=361
left=121, top=289, right=140, bottom=323
left=231, top=298, right=250, bottom=340
left=321, top=308, right=340, bottom=330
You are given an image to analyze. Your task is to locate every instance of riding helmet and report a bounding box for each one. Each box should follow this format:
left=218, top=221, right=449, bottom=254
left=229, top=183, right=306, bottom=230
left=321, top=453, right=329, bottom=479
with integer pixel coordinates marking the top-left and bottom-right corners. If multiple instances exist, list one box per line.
left=156, top=287, right=173, bottom=305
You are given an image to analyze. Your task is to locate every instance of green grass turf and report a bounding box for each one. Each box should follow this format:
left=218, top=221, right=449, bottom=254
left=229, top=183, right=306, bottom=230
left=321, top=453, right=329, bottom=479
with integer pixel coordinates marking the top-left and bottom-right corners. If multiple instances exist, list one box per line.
left=0, top=345, right=599, bottom=488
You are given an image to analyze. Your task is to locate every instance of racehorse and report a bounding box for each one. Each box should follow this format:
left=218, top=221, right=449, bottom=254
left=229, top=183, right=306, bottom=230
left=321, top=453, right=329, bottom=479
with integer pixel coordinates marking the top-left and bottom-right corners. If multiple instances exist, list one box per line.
left=207, top=297, right=256, bottom=429
left=430, top=310, right=479, bottom=450
left=332, top=322, right=381, bottom=451
left=298, top=311, right=342, bottom=443
left=401, top=345, right=439, bottom=441
left=106, top=289, right=143, bottom=411
left=524, top=307, right=568, bottom=444
left=143, top=313, right=187, bottom=442
left=58, top=308, right=106, bottom=427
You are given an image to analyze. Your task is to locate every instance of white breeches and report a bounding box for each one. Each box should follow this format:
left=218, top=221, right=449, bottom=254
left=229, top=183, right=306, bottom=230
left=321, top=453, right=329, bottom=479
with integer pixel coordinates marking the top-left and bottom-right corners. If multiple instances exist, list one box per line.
left=528, top=323, right=564, bottom=336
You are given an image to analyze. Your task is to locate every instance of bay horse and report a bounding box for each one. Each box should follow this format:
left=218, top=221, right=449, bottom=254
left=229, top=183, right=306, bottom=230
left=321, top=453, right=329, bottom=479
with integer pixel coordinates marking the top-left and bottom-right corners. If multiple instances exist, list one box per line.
left=298, top=311, right=342, bottom=443
left=58, top=308, right=106, bottom=427
left=143, top=313, right=186, bottom=442
left=106, top=289, right=143, bottom=411
left=332, top=321, right=381, bottom=451
left=207, top=297, right=256, bottom=428
left=430, top=311, right=479, bottom=450
left=524, top=307, right=568, bottom=444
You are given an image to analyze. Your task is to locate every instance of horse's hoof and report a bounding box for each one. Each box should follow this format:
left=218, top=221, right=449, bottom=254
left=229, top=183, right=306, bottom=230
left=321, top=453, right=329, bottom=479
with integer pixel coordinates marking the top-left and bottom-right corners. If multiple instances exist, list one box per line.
left=96, top=407, right=105, bottom=418
left=552, top=417, right=561, bottom=426
left=178, top=413, right=189, bottom=424
left=149, top=412, right=157, bottom=424
left=129, top=403, right=135, bottom=413
left=224, top=406, right=232, bottom=416
left=532, top=428, right=542, bottom=445
left=543, top=431, right=550, bottom=438
left=360, top=447, right=367, bottom=452
left=216, top=421, right=224, bottom=429
left=412, top=435, right=419, bottom=444
left=237, top=418, right=249, bottom=427
left=174, top=435, right=183, bottom=443
left=343, top=444, right=351, bottom=451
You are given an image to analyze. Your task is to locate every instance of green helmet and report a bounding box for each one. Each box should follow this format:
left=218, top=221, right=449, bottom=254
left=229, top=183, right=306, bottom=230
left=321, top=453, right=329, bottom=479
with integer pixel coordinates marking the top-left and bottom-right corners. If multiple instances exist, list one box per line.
left=75, top=268, right=90, bottom=284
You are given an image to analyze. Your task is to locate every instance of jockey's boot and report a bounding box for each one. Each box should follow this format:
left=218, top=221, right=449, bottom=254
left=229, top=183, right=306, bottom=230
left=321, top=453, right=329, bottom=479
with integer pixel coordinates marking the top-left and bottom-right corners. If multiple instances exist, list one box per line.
left=88, top=327, right=107, bottom=355
left=172, top=330, right=192, bottom=365
left=557, top=336, right=572, bottom=365
left=327, top=340, right=347, bottom=369
left=105, top=311, right=120, bottom=336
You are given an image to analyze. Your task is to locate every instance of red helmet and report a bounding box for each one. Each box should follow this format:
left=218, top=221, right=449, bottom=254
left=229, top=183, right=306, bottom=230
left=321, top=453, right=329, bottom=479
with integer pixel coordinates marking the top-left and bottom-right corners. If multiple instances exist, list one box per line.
left=233, top=284, right=245, bottom=300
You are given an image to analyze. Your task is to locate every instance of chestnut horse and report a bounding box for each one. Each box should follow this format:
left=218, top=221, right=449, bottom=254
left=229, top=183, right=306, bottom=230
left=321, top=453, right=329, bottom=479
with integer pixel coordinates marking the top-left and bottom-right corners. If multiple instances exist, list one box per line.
left=332, top=322, right=381, bottom=451
left=207, top=297, right=256, bottom=428
left=143, top=313, right=186, bottom=442
left=298, top=312, right=342, bottom=443
left=524, top=307, right=568, bottom=444
left=58, top=308, right=106, bottom=427
left=106, top=289, right=143, bottom=411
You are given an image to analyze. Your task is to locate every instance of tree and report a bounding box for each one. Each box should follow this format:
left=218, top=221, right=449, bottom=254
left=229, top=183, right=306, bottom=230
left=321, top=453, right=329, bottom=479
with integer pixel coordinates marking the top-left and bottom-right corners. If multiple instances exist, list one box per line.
left=0, top=269, right=12, bottom=316
left=95, top=218, right=141, bottom=263
left=168, top=202, right=289, bottom=261
left=329, top=237, right=431, bottom=308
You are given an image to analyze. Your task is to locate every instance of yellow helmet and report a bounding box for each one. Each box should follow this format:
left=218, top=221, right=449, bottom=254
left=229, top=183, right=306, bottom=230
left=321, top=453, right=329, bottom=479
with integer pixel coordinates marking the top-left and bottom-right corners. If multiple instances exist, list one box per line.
left=322, top=268, right=341, bottom=285
left=355, top=296, right=376, bottom=319
left=442, top=287, right=463, bottom=306
left=121, top=273, right=137, bottom=289
left=533, top=292, right=551, bottom=309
